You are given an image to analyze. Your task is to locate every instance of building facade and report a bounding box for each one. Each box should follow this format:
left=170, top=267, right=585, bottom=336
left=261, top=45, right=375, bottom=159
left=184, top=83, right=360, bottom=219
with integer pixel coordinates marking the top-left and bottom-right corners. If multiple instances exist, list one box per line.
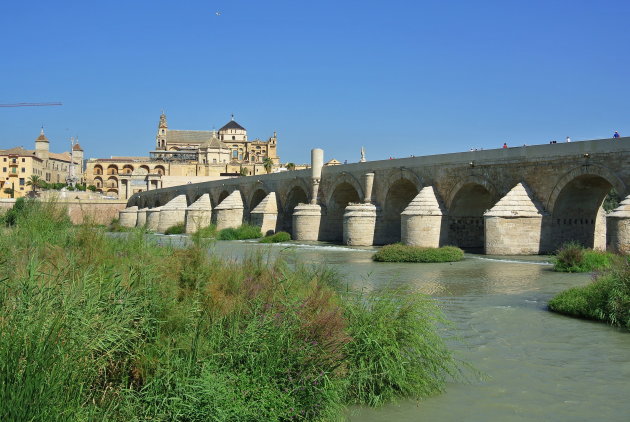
left=86, top=114, right=281, bottom=199
left=0, top=129, right=84, bottom=198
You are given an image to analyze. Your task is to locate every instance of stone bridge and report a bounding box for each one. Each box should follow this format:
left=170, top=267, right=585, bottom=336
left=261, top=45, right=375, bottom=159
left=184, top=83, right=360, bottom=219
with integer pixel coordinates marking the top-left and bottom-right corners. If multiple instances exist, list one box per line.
left=121, top=137, right=630, bottom=255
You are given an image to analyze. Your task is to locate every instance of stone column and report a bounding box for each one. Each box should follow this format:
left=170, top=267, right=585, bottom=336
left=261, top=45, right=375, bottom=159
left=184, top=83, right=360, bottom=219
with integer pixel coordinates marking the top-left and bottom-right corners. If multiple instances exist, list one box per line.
left=145, top=207, right=162, bottom=232
left=362, top=172, right=375, bottom=203
left=250, top=192, right=279, bottom=236
left=401, top=186, right=448, bottom=248
left=484, top=182, right=548, bottom=255
left=158, top=195, right=188, bottom=233
left=214, top=190, right=244, bottom=230
left=118, top=206, right=138, bottom=228
left=185, top=194, right=212, bottom=234
left=293, top=203, right=322, bottom=241
left=343, top=203, right=379, bottom=246
left=310, top=148, right=324, bottom=204
left=606, top=196, right=630, bottom=254
left=136, top=208, right=148, bottom=227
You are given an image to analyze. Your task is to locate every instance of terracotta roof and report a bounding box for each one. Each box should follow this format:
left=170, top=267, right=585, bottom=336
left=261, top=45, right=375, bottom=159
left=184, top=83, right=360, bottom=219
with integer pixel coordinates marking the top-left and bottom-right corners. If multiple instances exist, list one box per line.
left=73, top=143, right=83, bottom=151
left=49, top=152, right=72, bottom=163
left=219, top=119, right=246, bottom=132
left=36, top=128, right=49, bottom=142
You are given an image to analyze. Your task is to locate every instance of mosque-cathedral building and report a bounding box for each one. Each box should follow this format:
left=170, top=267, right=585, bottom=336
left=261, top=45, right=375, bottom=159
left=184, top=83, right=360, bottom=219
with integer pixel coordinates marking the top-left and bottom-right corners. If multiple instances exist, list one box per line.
left=85, top=113, right=280, bottom=199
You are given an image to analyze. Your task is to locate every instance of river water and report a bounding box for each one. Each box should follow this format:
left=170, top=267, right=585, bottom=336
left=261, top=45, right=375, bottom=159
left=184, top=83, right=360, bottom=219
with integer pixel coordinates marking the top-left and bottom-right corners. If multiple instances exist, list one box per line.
left=158, top=236, right=630, bottom=421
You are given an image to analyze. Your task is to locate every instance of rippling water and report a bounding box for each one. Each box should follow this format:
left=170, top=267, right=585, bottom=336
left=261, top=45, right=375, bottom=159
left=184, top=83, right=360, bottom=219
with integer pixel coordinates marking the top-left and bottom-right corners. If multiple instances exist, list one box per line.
left=152, top=236, right=630, bottom=421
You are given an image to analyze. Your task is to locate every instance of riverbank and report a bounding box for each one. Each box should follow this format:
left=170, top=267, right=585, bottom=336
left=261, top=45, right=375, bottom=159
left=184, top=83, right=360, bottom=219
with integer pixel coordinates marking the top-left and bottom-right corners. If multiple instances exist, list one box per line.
left=0, top=200, right=461, bottom=421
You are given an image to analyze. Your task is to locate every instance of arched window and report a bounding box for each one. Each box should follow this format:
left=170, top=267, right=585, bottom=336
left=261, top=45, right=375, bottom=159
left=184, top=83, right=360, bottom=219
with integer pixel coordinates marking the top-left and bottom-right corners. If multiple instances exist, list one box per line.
left=232, top=136, right=235, bottom=140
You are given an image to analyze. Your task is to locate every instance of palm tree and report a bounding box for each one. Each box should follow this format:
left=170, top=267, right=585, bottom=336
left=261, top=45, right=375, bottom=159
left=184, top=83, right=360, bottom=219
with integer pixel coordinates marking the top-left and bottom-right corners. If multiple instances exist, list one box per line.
left=26, top=175, right=43, bottom=192
left=263, top=157, right=274, bottom=174
left=286, top=162, right=296, bottom=171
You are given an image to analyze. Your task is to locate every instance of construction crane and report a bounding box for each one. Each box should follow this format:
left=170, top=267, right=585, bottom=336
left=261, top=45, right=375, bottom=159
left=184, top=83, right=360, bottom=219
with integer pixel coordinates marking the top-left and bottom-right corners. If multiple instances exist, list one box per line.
left=0, top=102, right=62, bottom=108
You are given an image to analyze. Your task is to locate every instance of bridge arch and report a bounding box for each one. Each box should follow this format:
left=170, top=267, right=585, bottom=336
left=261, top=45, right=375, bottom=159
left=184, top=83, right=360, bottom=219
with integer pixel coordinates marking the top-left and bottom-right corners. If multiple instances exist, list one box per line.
left=447, top=175, right=500, bottom=251
left=547, top=165, right=626, bottom=250
left=379, top=170, right=423, bottom=244
left=277, top=178, right=310, bottom=234
left=323, top=174, right=362, bottom=242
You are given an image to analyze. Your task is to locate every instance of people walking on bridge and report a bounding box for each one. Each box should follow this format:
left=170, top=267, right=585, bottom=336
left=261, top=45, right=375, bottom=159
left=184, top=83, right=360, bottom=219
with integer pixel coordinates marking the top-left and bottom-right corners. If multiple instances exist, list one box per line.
left=566, top=136, right=571, bottom=142
left=614, top=131, right=620, bottom=138
left=502, top=142, right=508, bottom=149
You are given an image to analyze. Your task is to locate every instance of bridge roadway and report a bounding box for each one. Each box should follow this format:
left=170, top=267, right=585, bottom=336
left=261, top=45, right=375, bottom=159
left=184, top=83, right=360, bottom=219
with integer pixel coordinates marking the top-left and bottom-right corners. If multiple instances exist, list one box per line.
left=122, top=137, right=630, bottom=255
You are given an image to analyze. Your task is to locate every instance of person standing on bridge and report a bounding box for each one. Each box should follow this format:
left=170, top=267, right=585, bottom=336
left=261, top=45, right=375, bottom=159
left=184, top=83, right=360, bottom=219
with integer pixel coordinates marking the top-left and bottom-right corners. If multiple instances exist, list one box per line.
left=613, top=131, right=620, bottom=138
left=566, top=136, right=571, bottom=142
left=502, top=142, right=508, bottom=148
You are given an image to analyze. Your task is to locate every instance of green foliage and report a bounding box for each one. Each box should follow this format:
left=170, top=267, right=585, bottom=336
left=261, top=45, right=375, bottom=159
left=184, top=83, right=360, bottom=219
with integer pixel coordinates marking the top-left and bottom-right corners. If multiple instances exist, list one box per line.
left=259, top=231, right=291, bottom=243
left=3, top=187, right=14, bottom=196
left=603, top=188, right=621, bottom=212
left=217, top=224, right=263, bottom=240
left=343, top=289, right=461, bottom=406
left=0, top=202, right=463, bottom=420
left=87, top=185, right=97, bottom=192
left=553, top=242, right=618, bottom=272
left=373, top=244, right=464, bottom=263
left=192, top=224, right=217, bottom=239
left=549, top=261, right=630, bottom=329
left=164, top=223, right=185, bottom=235
left=1, top=197, right=28, bottom=226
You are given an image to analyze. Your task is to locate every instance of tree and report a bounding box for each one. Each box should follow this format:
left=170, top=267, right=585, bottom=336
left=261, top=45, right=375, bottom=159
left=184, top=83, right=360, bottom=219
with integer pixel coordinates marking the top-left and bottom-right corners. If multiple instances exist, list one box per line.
left=263, top=157, right=274, bottom=174
left=87, top=185, right=97, bottom=192
left=286, top=162, right=296, bottom=171
left=26, top=175, right=43, bottom=192
left=239, top=167, right=250, bottom=176
left=3, top=188, right=14, bottom=197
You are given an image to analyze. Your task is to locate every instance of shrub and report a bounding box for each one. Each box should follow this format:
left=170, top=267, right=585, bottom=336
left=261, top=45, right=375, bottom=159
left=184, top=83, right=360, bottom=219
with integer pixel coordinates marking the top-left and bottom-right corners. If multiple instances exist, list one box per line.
left=549, top=261, right=630, bottom=329
left=553, top=242, right=618, bottom=272
left=373, top=244, right=464, bottom=263
left=1, top=197, right=27, bottom=226
left=193, top=224, right=217, bottom=239
left=343, top=289, right=461, bottom=406
left=217, top=224, right=262, bottom=240
left=164, top=223, right=185, bottom=235
left=0, top=201, right=463, bottom=420
left=259, top=231, right=291, bottom=243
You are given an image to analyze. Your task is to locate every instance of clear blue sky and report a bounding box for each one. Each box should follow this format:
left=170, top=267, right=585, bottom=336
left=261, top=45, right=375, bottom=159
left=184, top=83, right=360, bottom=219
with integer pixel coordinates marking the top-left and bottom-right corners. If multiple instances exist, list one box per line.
left=1, top=0, right=628, bottom=164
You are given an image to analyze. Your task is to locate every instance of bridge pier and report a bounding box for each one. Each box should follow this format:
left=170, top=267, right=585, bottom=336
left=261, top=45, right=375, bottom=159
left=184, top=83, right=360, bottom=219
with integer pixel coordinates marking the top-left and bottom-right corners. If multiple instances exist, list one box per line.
left=401, top=186, right=448, bottom=248
left=185, top=194, right=212, bottom=234
left=343, top=203, right=379, bottom=246
left=250, top=192, right=278, bottom=236
left=145, top=207, right=162, bottom=231
left=136, top=207, right=148, bottom=227
left=606, top=196, right=630, bottom=254
left=118, top=206, right=138, bottom=228
left=484, top=183, right=548, bottom=255
left=158, top=195, right=188, bottom=233
left=214, top=190, right=244, bottom=230
left=293, top=203, right=322, bottom=241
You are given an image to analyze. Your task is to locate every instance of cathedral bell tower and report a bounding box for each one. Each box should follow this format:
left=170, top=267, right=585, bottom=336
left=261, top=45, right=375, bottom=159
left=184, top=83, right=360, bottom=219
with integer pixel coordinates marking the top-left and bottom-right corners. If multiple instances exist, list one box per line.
left=35, top=127, right=50, bottom=160
left=156, top=111, right=168, bottom=150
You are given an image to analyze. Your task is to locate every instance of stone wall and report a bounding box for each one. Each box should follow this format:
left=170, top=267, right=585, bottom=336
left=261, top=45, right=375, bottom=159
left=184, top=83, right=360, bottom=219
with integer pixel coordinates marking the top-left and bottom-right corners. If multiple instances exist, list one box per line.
left=0, top=198, right=127, bottom=225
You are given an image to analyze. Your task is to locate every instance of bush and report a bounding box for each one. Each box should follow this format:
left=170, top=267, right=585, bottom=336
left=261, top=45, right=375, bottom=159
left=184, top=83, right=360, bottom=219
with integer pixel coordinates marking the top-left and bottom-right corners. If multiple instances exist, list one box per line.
left=217, top=224, right=262, bottom=240
left=373, top=244, right=464, bottom=263
left=1, top=197, right=27, bottom=226
left=549, top=261, right=630, bottom=329
left=259, top=231, right=291, bottom=243
left=0, top=201, right=463, bottom=420
left=553, top=242, right=618, bottom=272
left=193, top=224, right=217, bottom=239
left=164, top=223, right=185, bottom=235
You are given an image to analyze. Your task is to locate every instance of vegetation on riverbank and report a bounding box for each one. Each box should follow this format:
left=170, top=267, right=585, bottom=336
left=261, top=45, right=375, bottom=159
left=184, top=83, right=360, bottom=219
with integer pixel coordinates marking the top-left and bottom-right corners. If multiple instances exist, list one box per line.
left=259, top=231, right=292, bottom=243
left=373, top=244, right=464, bottom=263
left=553, top=242, right=619, bottom=272
left=549, top=261, right=630, bottom=329
left=0, top=200, right=463, bottom=421
left=164, top=223, right=186, bottom=235
left=216, top=223, right=262, bottom=240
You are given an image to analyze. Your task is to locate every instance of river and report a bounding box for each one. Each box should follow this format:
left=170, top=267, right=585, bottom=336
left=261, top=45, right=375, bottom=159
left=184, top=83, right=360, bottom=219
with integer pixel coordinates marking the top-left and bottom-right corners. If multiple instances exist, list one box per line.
left=157, top=236, right=630, bottom=421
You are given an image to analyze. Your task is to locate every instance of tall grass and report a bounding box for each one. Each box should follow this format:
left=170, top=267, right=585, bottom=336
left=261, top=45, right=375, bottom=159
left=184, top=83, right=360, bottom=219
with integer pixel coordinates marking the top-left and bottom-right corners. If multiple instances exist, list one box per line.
left=553, top=242, right=619, bottom=272
left=0, top=200, right=464, bottom=420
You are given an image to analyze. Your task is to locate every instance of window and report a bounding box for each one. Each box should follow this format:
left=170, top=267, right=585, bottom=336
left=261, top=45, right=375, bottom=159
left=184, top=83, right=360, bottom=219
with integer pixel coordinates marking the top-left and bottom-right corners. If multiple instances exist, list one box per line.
left=21, top=158, right=25, bottom=162
left=212, top=158, right=217, bottom=164
left=2, top=167, right=5, bottom=172
left=232, top=136, right=235, bottom=140
left=12, top=158, right=16, bottom=163
left=2, top=158, right=6, bottom=162
left=232, top=150, right=238, bottom=158
left=10, top=167, right=17, bottom=174
left=19, top=178, right=25, bottom=186
left=21, top=168, right=25, bottom=173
